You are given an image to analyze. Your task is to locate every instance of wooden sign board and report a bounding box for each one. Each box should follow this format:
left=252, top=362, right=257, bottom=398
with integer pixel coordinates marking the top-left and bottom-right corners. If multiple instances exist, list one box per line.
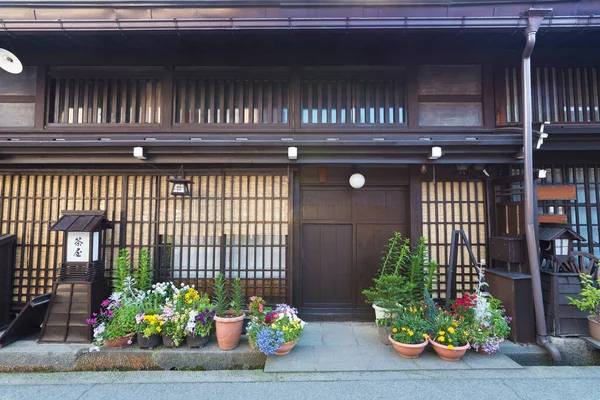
left=538, top=214, right=568, bottom=225
left=536, top=185, right=576, bottom=201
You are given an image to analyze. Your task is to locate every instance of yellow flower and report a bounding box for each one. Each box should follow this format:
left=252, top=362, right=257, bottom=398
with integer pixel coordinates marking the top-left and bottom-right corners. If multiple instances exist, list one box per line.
left=408, top=331, right=414, bottom=336
left=447, top=344, right=454, bottom=350
left=464, top=331, right=469, bottom=336
left=438, top=330, right=445, bottom=336
left=156, top=326, right=161, bottom=332
left=453, top=321, right=459, bottom=327
left=448, top=338, right=453, bottom=343
left=423, top=333, right=429, bottom=339
left=447, top=327, right=455, bottom=334
left=401, top=327, right=407, bottom=331
left=438, top=336, right=445, bottom=342
left=392, top=328, right=398, bottom=333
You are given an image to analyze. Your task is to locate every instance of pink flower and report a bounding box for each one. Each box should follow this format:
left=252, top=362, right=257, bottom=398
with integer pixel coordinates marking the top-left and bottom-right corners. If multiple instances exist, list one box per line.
left=259, top=304, right=263, bottom=312
left=127, top=339, right=133, bottom=345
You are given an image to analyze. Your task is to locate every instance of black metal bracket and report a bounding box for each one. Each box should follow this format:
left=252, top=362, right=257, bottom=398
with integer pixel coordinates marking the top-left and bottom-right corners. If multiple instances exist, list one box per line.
left=445, top=229, right=479, bottom=310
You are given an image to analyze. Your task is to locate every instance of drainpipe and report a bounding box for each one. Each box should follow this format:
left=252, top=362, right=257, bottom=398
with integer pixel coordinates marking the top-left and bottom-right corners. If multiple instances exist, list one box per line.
left=521, top=8, right=561, bottom=362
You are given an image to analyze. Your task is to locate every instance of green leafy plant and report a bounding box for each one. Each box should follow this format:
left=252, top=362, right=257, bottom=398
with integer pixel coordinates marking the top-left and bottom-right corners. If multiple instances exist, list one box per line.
left=230, top=277, right=244, bottom=317
left=391, top=305, right=430, bottom=345
left=114, top=249, right=132, bottom=292
left=212, top=272, right=228, bottom=317
left=363, top=274, right=410, bottom=309
left=568, top=274, right=600, bottom=321
left=135, top=249, right=153, bottom=292
left=103, top=303, right=138, bottom=340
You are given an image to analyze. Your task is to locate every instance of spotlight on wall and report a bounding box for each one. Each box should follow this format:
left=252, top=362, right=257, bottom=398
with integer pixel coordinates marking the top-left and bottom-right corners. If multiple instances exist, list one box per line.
left=536, top=132, right=549, bottom=150
left=288, top=146, right=298, bottom=160
left=428, top=146, right=443, bottom=160
left=538, top=169, right=547, bottom=179
left=133, top=146, right=146, bottom=160
left=0, top=48, right=23, bottom=74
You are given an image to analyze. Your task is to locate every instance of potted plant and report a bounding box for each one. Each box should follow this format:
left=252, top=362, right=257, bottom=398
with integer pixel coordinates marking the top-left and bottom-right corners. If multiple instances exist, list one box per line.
left=429, top=310, right=470, bottom=361
left=389, top=305, right=430, bottom=359
left=568, top=274, right=600, bottom=341
left=184, top=293, right=216, bottom=349
left=253, top=304, right=306, bottom=356
left=363, top=234, right=438, bottom=321
left=247, top=296, right=268, bottom=350
left=102, top=303, right=137, bottom=349
left=135, top=289, right=166, bottom=349
left=213, top=273, right=246, bottom=350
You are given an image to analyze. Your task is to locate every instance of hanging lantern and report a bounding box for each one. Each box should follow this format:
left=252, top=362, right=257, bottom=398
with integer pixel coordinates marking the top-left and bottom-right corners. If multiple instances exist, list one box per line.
left=168, top=166, right=193, bottom=196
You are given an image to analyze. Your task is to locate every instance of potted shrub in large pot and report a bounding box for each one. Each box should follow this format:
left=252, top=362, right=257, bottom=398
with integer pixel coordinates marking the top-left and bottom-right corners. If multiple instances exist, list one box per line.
left=213, top=273, right=245, bottom=350
left=429, top=309, right=470, bottom=361
left=568, top=274, right=600, bottom=341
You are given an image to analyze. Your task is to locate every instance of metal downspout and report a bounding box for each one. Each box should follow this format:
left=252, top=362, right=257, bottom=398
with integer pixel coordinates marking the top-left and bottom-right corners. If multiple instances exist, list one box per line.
left=521, top=8, right=561, bottom=362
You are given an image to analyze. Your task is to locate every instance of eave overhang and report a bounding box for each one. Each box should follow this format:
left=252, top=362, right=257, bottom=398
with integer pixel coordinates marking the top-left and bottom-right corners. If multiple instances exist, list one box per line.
left=1, top=1, right=599, bottom=33
left=0, top=132, right=524, bottom=165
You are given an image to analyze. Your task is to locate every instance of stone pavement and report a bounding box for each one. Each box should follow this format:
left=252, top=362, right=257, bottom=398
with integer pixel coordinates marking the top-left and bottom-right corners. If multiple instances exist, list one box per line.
left=0, top=367, right=599, bottom=400
left=265, top=322, right=524, bottom=372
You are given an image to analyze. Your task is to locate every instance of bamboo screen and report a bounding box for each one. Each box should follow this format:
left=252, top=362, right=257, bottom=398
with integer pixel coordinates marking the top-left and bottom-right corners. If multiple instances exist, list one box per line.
left=46, top=77, right=162, bottom=124
left=301, top=78, right=405, bottom=125
left=502, top=67, right=600, bottom=124
left=172, top=78, right=289, bottom=124
left=1, top=172, right=288, bottom=307
left=422, top=182, right=486, bottom=299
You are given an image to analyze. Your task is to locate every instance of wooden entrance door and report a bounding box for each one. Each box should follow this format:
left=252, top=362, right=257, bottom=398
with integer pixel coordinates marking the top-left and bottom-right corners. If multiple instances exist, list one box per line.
left=299, top=186, right=409, bottom=315
left=301, top=224, right=353, bottom=310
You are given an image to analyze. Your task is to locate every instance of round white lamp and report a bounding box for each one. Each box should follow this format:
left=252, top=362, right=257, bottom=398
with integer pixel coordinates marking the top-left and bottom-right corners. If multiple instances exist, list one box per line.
left=349, top=173, right=365, bottom=189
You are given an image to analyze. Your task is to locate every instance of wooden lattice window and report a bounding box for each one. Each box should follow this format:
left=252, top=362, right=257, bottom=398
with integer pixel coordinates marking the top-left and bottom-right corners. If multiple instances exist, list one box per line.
left=300, top=75, right=405, bottom=125
left=501, top=67, right=600, bottom=124
left=422, top=181, right=487, bottom=299
left=47, top=74, right=162, bottom=124
left=0, top=174, right=123, bottom=305
left=173, top=77, right=289, bottom=124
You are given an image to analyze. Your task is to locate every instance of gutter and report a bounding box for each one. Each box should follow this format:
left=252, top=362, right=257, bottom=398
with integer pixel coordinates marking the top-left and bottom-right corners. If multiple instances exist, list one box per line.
left=521, top=8, right=561, bottom=362
left=1, top=15, right=600, bottom=33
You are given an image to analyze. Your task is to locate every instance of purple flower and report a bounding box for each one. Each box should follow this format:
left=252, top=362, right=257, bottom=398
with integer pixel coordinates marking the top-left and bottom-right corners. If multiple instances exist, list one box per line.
left=101, top=299, right=111, bottom=307
left=86, top=318, right=97, bottom=325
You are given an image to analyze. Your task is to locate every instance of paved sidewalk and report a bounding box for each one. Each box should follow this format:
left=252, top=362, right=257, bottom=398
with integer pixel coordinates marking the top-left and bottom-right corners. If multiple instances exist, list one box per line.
left=265, top=322, right=523, bottom=372
left=0, top=367, right=599, bottom=400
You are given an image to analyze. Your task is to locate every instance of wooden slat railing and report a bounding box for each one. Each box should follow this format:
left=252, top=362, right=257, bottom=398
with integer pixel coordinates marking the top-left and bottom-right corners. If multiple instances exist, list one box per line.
left=500, top=67, right=600, bottom=124
left=173, top=78, right=289, bottom=124
left=47, top=77, right=162, bottom=124
left=301, top=78, right=405, bottom=125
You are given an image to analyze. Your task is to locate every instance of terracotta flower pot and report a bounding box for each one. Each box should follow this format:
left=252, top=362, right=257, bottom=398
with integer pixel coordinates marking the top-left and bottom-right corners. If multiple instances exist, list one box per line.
left=588, top=315, right=600, bottom=341
left=274, top=341, right=297, bottom=355
left=104, top=333, right=134, bottom=349
left=214, top=311, right=245, bottom=350
left=187, top=335, right=210, bottom=349
left=428, top=336, right=470, bottom=361
left=388, top=335, right=428, bottom=359
left=137, top=333, right=161, bottom=349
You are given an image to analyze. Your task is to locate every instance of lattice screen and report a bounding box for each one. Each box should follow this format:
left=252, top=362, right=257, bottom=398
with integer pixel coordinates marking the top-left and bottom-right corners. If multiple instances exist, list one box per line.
left=1, top=172, right=288, bottom=307
left=422, top=181, right=487, bottom=299
left=0, top=174, right=122, bottom=304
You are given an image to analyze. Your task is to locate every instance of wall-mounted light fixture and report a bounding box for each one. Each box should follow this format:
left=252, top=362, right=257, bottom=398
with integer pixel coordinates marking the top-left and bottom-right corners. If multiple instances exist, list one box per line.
left=133, top=147, right=146, bottom=160
left=349, top=166, right=365, bottom=189
left=168, top=166, right=193, bottom=196
left=288, top=146, right=298, bottom=160
left=428, top=146, right=443, bottom=160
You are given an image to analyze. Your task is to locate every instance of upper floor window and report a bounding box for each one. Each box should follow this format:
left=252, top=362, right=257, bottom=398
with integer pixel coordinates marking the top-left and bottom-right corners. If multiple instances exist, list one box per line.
left=46, top=68, right=163, bottom=124
left=173, top=70, right=289, bottom=125
left=300, top=69, right=405, bottom=126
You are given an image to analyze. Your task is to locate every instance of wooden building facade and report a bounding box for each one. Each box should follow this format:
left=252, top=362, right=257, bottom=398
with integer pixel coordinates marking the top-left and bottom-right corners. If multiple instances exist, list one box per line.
left=1, top=0, right=600, bottom=321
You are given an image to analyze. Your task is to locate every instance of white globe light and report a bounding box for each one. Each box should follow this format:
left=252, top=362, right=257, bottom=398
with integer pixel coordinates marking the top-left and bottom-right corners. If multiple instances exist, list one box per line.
left=349, top=173, right=365, bottom=189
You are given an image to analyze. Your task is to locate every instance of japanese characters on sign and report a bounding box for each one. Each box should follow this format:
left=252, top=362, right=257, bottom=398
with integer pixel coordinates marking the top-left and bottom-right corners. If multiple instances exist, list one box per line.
left=66, top=231, right=90, bottom=262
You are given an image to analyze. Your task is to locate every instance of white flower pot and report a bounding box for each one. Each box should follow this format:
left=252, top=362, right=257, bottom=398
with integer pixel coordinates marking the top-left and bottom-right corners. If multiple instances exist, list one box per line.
left=373, top=304, right=393, bottom=321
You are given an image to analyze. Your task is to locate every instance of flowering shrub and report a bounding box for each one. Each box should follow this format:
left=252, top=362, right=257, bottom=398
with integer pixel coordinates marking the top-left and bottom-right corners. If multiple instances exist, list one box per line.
left=184, top=304, right=216, bottom=338
left=251, top=303, right=305, bottom=355
left=255, top=326, right=285, bottom=355
left=102, top=303, right=138, bottom=341
left=135, top=314, right=162, bottom=338
left=391, top=305, right=430, bottom=345
left=432, top=310, right=469, bottom=348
